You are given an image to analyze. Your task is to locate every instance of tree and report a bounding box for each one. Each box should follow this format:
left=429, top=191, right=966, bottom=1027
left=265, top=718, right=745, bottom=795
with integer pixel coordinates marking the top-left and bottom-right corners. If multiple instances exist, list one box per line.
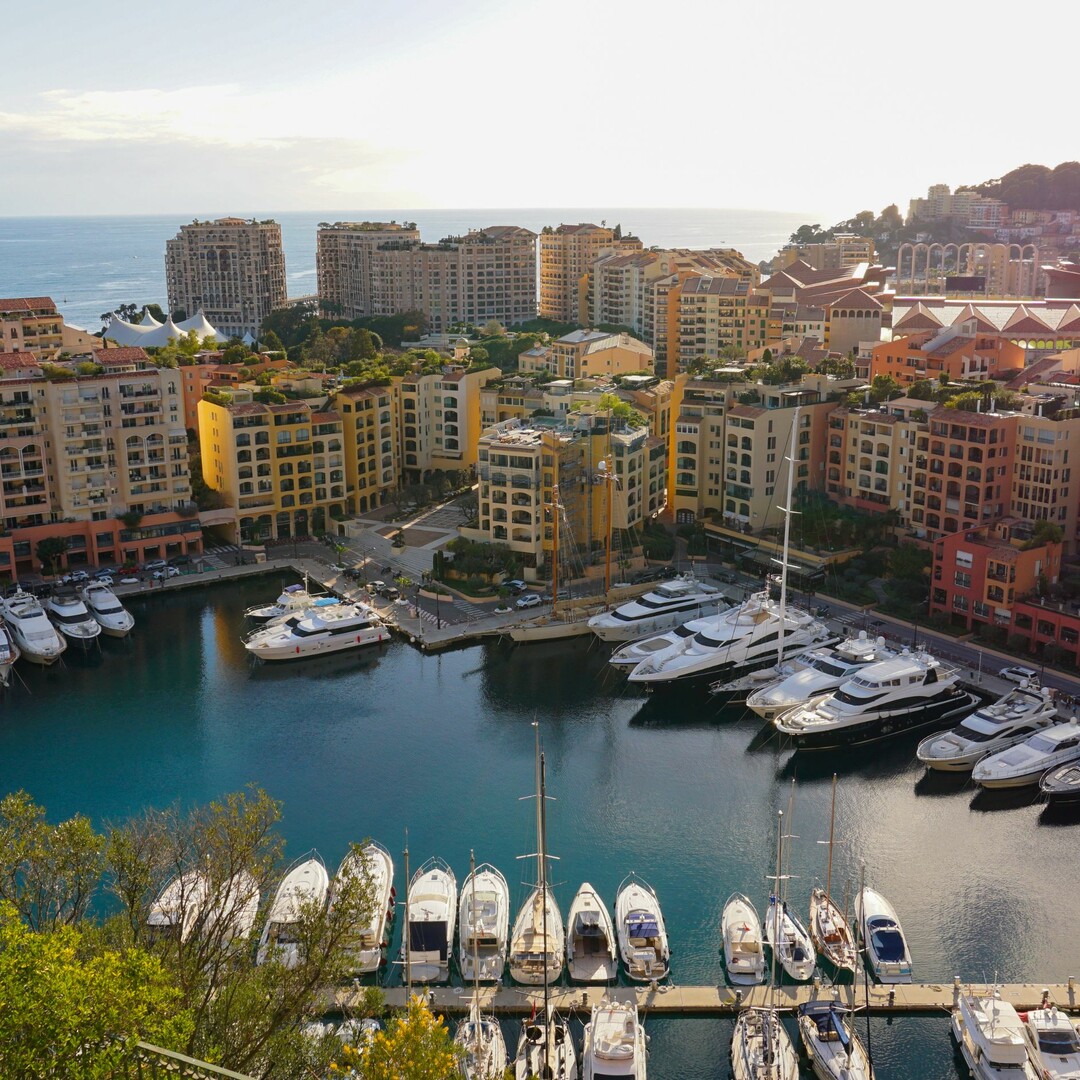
left=348, top=327, right=378, bottom=361
left=35, top=535, right=70, bottom=576
left=337, top=995, right=460, bottom=1080
left=261, top=329, right=285, bottom=353
left=99, top=302, right=140, bottom=329
left=481, top=319, right=505, bottom=338
left=0, top=904, right=193, bottom=1079
left=814, top=355, right=856, bottom=379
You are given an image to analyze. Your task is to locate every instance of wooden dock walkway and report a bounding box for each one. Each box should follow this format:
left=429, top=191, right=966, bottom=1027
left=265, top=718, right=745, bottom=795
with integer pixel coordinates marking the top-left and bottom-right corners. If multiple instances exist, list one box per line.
left=331, top=980, right=1079, bottom=1017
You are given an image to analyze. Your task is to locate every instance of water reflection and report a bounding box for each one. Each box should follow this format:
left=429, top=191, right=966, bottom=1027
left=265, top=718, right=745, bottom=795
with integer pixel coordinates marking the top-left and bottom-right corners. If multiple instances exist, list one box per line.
left=247, top=644, right=388, bottom=684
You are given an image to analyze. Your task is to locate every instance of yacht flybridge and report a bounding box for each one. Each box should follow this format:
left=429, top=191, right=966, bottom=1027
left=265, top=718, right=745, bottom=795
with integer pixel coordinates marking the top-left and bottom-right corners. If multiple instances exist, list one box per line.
left=774, top=649, right=978, bottom=750
left=2, top=588, right=66, bottom=664
left=588, top=576, right=723, bottom=642
left=45, top=590, right=101, bottom=647
left=245, top=577, right=327, bottom=622
left=952, top=986, right=1038, bottom=1080
left=917, top=681, right=1058, bottom=771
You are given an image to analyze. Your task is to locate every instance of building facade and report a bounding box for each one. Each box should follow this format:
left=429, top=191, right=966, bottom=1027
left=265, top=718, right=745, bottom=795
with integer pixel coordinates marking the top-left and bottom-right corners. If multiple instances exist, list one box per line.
left=165, top=218, right=287, bottom=338
left=539, top=223, right=643, bottom=323
left=316, top=221, right=423, bottom=318
left=672, top=276, right=775, bottom=371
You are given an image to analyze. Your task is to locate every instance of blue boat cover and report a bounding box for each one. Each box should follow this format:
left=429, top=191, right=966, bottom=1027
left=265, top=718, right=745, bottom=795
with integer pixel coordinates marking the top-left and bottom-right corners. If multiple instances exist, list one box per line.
left=628, top=917, right=658, bottom=937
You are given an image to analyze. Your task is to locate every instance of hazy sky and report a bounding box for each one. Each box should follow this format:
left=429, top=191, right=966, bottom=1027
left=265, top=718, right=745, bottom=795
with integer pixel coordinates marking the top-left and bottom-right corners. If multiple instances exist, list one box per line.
left=1, top=0, right=1074, bottom=220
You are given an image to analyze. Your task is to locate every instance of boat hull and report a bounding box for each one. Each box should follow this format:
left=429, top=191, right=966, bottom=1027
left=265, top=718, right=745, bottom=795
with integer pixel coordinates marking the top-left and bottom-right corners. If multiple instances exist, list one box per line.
left=247, top=626, right=390, bottom=661
left=510, top=620, right=593, bottom=643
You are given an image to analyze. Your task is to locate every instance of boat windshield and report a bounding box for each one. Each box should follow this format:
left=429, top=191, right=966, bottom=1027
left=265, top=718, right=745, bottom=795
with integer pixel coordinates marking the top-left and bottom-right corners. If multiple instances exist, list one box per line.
left=811, top=659, right=848, bottom=677
left=51, top=610, right=91, bottom=624
left=868, top=919, right=906, bottom=961
left=1039, top=1028, right=1080, bottom=1053
left=1027, top=734, right=1065, bottom=753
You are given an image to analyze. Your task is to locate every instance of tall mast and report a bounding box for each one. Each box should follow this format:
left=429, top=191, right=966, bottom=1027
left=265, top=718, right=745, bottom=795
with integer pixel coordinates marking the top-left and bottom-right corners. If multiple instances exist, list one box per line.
left=770, top=808, right=783, bottom=1009
left=469, top=848, right=479, bottom=999
left=826, top=773, right=837, bottom=903
left=777, top=405, right=799, bottom=667
left=403, top=830, right=411, bottom=999
left=604, top=455, right=614, bottom=596
left=551, top=483, right=560, bottom=609
left=538, top=742, right=551, bottom=1076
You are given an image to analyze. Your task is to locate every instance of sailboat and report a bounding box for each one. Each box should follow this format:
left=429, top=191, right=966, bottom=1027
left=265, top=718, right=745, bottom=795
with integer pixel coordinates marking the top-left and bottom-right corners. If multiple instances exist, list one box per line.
left=797, top=999, right=875, bottom=1080
left=512, top=724, right=578, bottom=1080
left=455, top=850, right=509, bottom=1080
left=808, top=775, right=857, bottom=977
left=763, top=787, right=815, bottom=983
left=730, top=807, right=799, bottom=1080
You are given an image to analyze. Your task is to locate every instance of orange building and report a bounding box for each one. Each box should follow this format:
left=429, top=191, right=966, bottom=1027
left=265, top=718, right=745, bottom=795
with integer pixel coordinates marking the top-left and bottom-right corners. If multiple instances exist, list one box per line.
left=870, top=333, right=1024, bottom=386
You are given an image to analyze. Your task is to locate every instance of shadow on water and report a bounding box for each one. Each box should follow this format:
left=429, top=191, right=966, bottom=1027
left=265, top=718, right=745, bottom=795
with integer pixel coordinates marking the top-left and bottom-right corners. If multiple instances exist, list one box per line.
left=774, top=737, right=921, bottom=784
left=1038, top=801, right=1080, bottom=827
left=968, top=785, right=1043, bottom=813
left=913, top=768, right=974, bottom=799
left=246, top=644, right=389, bottom=683
left=626, top=688, right=755, bottom=730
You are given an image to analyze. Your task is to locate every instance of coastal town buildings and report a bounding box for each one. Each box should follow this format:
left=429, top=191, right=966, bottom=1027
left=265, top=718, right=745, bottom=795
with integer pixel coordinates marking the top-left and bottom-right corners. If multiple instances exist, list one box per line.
left=774, top=234, right=876, bottom=272
left=538, top=223, right=643, bottom=323
left=518, top=330, right=654, bottom=380
left=165, top=218, right=287, bottom=338
left=869, top=332, right=1025, bottom=386
left=671, top=276, right=775, bottom=370
left=316, top=221, right=423, bottom=318
left=0, top=296, right=101, bottom=357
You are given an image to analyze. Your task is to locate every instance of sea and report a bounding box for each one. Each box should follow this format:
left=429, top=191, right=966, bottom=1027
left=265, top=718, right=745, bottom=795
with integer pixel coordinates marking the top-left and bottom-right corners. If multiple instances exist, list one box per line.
left=2, top=576, right=1078, bottom=1079
left=0, top=208, right=815, bottom=332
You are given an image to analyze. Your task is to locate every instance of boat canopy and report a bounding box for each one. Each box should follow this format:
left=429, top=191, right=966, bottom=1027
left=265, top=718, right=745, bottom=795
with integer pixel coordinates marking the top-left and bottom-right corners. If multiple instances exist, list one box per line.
left=867, top=917, right=906, bottom=961
left=574, top=910, right=605, bottom=936
left=801, top=1002, right=851, bottom=1050
left=627, top=914, right=658, bottom=937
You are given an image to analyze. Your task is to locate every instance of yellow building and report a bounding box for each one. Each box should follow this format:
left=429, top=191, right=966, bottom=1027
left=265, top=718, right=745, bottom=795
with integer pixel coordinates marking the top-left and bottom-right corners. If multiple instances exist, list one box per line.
left=672, top=276, right=775, bottom=371
left=0, top=296, right=63, bottom=355
left=539, top=223, right=643, bottom=323
left=524, top=330, right=654, bottom=379
left=332, top=382, right=401, bottom=516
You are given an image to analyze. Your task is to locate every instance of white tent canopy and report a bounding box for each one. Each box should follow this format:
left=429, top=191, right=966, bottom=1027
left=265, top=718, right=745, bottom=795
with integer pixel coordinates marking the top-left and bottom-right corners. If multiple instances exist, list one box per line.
left=103, top=309, right=222, bottom=347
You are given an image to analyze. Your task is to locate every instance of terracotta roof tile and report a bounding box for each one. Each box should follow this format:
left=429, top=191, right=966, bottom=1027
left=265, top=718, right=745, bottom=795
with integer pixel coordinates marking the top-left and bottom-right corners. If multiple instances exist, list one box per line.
left=0, top=297, right=56, bottom=313
left=92, top=346, right=150, bottom=365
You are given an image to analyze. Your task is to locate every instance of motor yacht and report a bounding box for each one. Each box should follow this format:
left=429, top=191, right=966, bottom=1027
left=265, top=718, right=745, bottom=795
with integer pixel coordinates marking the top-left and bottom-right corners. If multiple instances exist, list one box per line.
left=614, top=874, right=670, bottom=982
left=763, top=895, right=815, bottom=982
left=455, top=994, right=508, bottom=1080
left=722, top=893, right=766, bottom=985
left=952, top=987, right=1038, bottom=1080
left=459, top=862, right=510, bottom=984
left=918, top=681, right=1059, bottom=772
left=78, top=581, right=134, bottom=638
left=609, top=622, right=697, bottom=667
left=201, top=871, right=260, bottom=948
left=331, top=841, right=395, bottom=975
left=243, top=601, right=389, bottom=661
left=626, top=587, right=836, bottom=687
left=1023, top=1006, right=1080, bottom=1080
left=566, top=883, right=618, bottom=984
left=1040, top=762, right=1080, bottom=806
left=0, top=622, right=20, bottom=687
left=401, top=857, right=457, bottom=984
left=730, top=1008, right=798, bottom=1080
left=45, top=590, right=101, bottom=647
left=973, top=720, right=1080, bottom=789
left=581, top=999, right=647, bottom=1080
left=245, top=579, right=326, bottom=622
left=256, top=852, right=329, bottom=968
left=147, top=871, right=209, bottom=945
left=588, top=576, right=724, bottom=642
left=1, top=589, right=67, bottom=665
left=746, top=633, right=894, bottom=722
left=855, top=886, right=912, bottom=984
left=797, top=1000, right=874, bottom=1080
left=774, top=649, right=978, bottom=750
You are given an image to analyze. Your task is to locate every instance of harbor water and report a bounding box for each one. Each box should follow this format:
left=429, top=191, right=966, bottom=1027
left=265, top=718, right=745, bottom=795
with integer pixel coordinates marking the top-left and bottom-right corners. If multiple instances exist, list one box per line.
left=2, top=576, right=1078, bottom=1079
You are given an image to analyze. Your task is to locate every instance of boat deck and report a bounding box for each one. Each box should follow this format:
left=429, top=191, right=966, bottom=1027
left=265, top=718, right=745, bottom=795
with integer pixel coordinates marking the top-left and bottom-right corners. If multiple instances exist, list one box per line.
left=333, top=980, right=1080, bottom=1017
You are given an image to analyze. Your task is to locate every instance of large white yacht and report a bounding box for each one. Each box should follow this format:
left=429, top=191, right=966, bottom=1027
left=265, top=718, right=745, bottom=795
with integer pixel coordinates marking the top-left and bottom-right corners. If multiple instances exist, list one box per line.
left=256, top=853, right=329, bottom=968
left=245, top=579, right=326, bottom=622
left=78, top=581, right=135, bottom=638
left=581, top=999, right=648, bottom=1080
left=952, top=987, right=1038, bottom=1080
left=588, top=576, right=724, bottom=642
left=917, top=682, right=1058, bottom=771
left=774, top=649, right=978, bottom=750
left=243, top=601, right=389, bottom=661
left=0, top=622, right=20, bottom=687
left=401, top=856, right=457, bottom=984
left=972, top=720, right=1080, bottom=789
left=746, top=633, right=894, bottom=722
left=1023, top=1006, right=1080, bottom=1080
left=626, top=587, right=835, bottom=687
left=331, top=841, right=395, bottom=975
left=45, top=590, right=101, bottom=647
left=2, top=589, right=67, bottom=665
left=459, top=862, right=510, bottom=984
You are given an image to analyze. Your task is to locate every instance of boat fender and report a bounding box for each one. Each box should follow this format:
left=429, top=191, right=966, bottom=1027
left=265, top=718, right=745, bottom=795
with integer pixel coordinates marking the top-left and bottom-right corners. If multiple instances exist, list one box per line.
left=295, top=646, right=300, bottom=654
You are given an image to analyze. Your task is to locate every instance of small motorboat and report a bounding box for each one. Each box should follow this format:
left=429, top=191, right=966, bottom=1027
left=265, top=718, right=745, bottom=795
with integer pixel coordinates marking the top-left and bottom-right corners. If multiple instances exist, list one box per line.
left=256, top=852, right=329, bottom=967
left=855, top=886, right=912, bottom=984
left=201, top=871, right=260, bottom=948
left=245, top=579, right=325, bottom=622
left=731, top=1007, right=798, bottom=1080
left=566, top=883, right=618, bottom=984
left=45, top=590, right=102, bottom=647
left=763, top=895, right=815, bottom=983
left=1040, top=762, right=1080, bottom=805
left=973, top=720, right=1080, bottom=789
left=1022, top=1005, right=1080, bottom=1080
left=78, top=581, right=135, bottom=638
left=721, top=892, right=766, bottom=986
left=459, top=862, right=510, bottom=984
left=798, top=1000, right=874, bottom=1080
left=331, top=841, right=395, bottom=975
left=917, top=682, right=1058, bottom=771
left=581, top=998, right=647, bottom=1079
left=614, top=874, right=670, bottom=982
left=952, top=986, right=1038, bottom=1080
left=400, top=856, right=457, bottom=984
left=147, top=870, right=209, bottom=944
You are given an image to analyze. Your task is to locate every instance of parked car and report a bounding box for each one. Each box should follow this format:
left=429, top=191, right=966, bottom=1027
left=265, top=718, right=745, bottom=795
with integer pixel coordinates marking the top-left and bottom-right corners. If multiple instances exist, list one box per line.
left=59, top=570, right=91, bottom=585
left=143, top=559, right=168, bottom=572
left=1000, top=665, right=1039, bottom=684
left=167, top=554, right=192, bottom=566
left=92, top=567, right=117, bottom=581
left=516, top=593, right=543, bottom=609
left=367, top=580, right=386, bottom=595
left=119, top=575, right=140, bottom=585
left=153, top=566, right=181, bottom=580
left=503, top=578, right=528, bottom=595
left=378, top=584, right=400, bottom=600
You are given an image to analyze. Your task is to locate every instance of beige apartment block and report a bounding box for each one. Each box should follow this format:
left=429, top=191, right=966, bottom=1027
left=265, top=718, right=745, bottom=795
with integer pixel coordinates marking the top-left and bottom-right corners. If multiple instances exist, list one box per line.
left=524, top=330, right=655, bottom=379
left=0, top=296, right=63, bottom=355
left=539, top=223, right=643, bottom=323
left=316, top=221, right=423, bottom=319
left=672, top=276, right=774, bottom=371
left=165, top=218, right=287, bottom=338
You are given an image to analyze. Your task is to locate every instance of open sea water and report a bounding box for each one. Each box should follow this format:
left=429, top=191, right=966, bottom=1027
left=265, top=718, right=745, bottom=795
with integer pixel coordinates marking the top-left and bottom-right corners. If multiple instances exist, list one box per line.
left=2, top=576, right=1078, bottom=1078
left=0, top=208, right=814, bottom=332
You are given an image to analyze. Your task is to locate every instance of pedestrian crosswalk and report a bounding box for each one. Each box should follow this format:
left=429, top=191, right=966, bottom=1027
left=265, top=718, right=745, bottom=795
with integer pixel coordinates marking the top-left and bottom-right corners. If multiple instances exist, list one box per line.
left=205, top=544, right=239, bottom=556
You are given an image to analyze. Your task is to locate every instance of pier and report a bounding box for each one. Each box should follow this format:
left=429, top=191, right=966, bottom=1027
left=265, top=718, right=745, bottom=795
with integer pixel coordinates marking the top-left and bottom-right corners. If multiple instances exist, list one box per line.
left=331, top=980, right=1080, bottom=1017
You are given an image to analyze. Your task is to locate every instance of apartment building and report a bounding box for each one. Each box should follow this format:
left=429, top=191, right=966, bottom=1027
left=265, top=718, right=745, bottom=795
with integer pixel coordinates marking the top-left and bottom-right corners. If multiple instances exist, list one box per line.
left=775, top=234, right=876, bottom=272
left=672, top=276, right=775, bottom=371
left=198, top=392, right=352, bottom=544
left=316, top=221, right=423, bottom=318
left=929, top=519, right=1060, bottom=632
left=333, top=382, right=401, bottom=516
left=0, top=296, right=63, bottom=355
left=396, top=365, right=500, bottom=481
left=0, top=349, right=199, bottom=576
left=539, top=223, right=643, bottom=323
left=869, top=332, right=1025, bottom=386
left=528, top=330, right=655, bottom=380
left=165, top=218, right=287, bottom=338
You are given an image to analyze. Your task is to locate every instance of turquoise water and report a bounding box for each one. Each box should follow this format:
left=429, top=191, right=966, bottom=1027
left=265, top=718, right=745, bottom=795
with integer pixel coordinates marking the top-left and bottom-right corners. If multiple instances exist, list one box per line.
left=3, top=576, right=1078, bottom=1079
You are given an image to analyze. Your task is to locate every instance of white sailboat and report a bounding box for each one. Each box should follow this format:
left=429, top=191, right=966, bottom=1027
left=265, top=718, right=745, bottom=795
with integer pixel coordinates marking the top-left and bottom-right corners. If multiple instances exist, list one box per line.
left=797, top=1000, right=875, bottom=1080
left=331, top=841, right=396, bottom=975
left=581, top=998, right=648, bottom=1079
left=455, top=850, right=509, bottom=1080
left=763, top=790, right=815, bottom=983
left=721, top=892, right=766, bottom=986
left=78, top=581, right=134, bottom=637
left=808, top=775, right=857, bottom=977
left=256, top=852, right=329, bottom=968
left=459, top=860, right=510, bottom=983
left=509, top=727, right=565, bottom=986
left=566, top=883, right=618, bottom=984
left=952, top=986, right=1038, bottom=1080
left=731, top=807, right=799, bottom=1080
left=512, top=727, right=578, bottom=1080
left=401, top=856, right=457, bottom=984
left=614, top=874, right=670, bottom=983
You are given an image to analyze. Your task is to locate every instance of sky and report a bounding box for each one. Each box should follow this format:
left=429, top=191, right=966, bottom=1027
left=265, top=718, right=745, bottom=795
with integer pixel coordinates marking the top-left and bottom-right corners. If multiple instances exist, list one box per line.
left=1, top=0, right=1076, bottom=221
